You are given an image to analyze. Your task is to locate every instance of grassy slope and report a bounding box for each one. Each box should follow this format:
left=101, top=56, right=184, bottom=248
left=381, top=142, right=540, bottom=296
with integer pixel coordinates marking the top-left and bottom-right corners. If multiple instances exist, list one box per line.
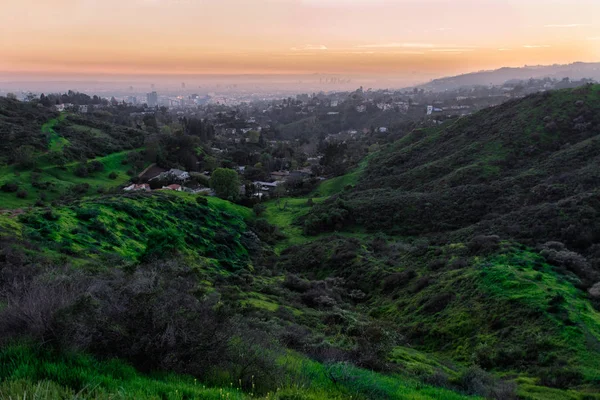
left=262, top=160, right=369, bottom=252
left=0, top=150, right=143, bottom=209
left=0, top=345, right=479, bottom=400
left=9, top=192, right=250, bottom=270
left=0, top=190, right=480, bottom=400
left=1, top=112, right=149, bottom=209
left=258, top=88, right=600, bottom=397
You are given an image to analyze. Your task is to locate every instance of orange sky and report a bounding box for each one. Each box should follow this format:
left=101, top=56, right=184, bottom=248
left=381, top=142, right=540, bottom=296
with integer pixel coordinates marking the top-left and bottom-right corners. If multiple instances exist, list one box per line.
left=1, top=0, right=599, bottom=78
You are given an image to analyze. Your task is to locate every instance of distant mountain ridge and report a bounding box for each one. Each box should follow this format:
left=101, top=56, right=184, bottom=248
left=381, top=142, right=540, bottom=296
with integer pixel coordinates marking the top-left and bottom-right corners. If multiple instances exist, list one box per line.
left=418, top=62, right=600, bottom=91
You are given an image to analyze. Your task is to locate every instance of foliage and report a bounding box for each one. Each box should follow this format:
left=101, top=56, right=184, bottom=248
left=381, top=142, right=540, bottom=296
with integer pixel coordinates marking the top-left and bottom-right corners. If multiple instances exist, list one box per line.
left=211, top=168, right=241, bottom=201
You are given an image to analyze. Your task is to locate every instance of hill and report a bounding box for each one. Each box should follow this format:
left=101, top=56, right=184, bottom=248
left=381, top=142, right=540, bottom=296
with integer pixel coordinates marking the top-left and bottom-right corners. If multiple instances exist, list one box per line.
left=0, top=98, right=149, bottom=208
left=284, top=85, right=600, bottom=395
left=418, top=62, right=600, bottom=92
left=304, top=84, right=600, bottom=268
left=0, top=192, right=485, bottom=400
left=3, top=87, right=600, bottom=399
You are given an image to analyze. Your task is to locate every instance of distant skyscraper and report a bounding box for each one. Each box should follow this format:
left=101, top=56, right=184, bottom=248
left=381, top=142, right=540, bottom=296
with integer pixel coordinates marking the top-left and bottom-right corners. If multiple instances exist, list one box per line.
left=147, top=91, right=158, bottom=108
left=182, top=82, right=186, bottom=90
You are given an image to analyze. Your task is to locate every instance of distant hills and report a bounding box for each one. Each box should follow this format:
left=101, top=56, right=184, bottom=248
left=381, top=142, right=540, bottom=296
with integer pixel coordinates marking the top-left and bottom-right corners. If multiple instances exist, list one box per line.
left=417, top=62, right=600, bottom=91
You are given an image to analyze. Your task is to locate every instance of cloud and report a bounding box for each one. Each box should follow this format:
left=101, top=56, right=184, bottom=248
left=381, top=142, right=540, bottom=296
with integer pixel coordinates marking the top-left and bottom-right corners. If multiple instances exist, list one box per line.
left=523, top=44, right=551, bottom=48
left=357, top=42, right=435, bottom=49
left=290, top=44, right=328, bottom=51
left=544, top=23, right=590, bottom=28
left=430, top=48, right=475, bottom=53
left=587, top=37, right=600, bottom=41
left=497, top=48, right=512, bottom=51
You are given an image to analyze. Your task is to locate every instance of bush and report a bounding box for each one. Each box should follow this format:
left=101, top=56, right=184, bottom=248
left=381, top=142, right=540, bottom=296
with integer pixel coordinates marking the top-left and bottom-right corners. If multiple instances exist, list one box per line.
left=108, top=172, right=118, bottom=180
left=1, top=182, right=18, bottom=193
left=73, top=162, right=89, bottom=177
left=88, top=160, right=104, bottom=173
left=196, top=196, right=208, bottom=206
left=71, top=183, right=90, bottom=194
left=140, top=229, right=185, bottom=262
left=16, top=190, right=27, bottom=199
left=458, top=366, right=517, bottom=399
left=468, top=235, right=500, bottom=255
left=382, top=270, right=416, bottom=292
left=253, top=203, right=266, bottom=216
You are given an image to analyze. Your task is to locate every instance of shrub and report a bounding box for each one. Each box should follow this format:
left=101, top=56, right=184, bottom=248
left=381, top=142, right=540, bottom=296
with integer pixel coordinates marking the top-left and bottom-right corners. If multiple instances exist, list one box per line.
left=196, top=196, right=208, bottom=206
left=538, top=367, right=584, bottom=389
left=88, top=160, right=104, bottom=173
left=140, top=229, right=185, bottom=262
left=1, top=182, right=18, bottom=193
left=16, top=190, right=27, bottom=199
left=71, top=183, right=90, bottom=194
left=73, top=162, right=89, bottom=177
left=458, top=366, right=517, bottom=399
left=468, top=235, right=500, bottom=255
left=253, top=203, right=266, bottom=216
left=283, top=274, right=311, bottom=292
left=108, top=172, right=118, bottom=180
left=382, top=270, right=416, bottom=292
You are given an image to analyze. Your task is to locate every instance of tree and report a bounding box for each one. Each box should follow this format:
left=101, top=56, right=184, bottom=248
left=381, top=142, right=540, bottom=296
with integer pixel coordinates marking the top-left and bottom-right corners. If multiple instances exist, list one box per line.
left=247, top=130, right=260, bottom=144
left=14, top=145, right=35, bottom=169
left=210, top=168, right=240, bottom=201
left=203, top=155, right=218, bottom=172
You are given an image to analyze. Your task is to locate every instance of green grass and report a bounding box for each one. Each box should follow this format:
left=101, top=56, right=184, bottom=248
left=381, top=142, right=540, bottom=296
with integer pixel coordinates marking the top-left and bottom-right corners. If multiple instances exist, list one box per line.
left=43, top=114, right=70, bottom=152
left=312, top=158, right=368, bottom=198
left=0, top=113, right=149, bottom=209
left=372, top=245, right=600, bottom=387
left=0, top=345, right=481, bottom=400
left=262, top=162, right=369, bottom=252
left=14, top=192, right=252, bottom=269
left=0, top=150, right=145, bottom=209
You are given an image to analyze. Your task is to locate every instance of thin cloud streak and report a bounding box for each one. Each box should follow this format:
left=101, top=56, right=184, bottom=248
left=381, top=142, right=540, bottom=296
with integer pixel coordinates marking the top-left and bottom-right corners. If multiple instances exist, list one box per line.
left=290, top=44, right=328, bottom=51
left=544, top=23, right=590, bottom=28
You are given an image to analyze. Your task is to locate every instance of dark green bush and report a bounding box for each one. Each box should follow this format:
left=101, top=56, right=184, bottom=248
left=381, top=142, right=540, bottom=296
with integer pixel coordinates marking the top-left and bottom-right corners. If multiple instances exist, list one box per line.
left=73, top=162, right=89, bottom=177
left=1, top=182, right=18, bottom=193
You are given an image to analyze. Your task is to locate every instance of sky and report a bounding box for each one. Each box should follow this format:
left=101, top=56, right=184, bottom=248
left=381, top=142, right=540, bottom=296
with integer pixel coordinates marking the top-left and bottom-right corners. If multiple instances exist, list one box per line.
left=1, top=0, right=600, bottom=82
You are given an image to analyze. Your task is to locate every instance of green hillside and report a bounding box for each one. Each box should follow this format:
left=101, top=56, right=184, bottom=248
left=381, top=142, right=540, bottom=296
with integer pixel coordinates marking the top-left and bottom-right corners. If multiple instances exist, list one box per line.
left=276, top=85, right=600, bottom=397
left=3, top=86, right=600, bottom=399
left=0, top=98, right=148, bottom=209
left=0, top=192, right=484, bottom=400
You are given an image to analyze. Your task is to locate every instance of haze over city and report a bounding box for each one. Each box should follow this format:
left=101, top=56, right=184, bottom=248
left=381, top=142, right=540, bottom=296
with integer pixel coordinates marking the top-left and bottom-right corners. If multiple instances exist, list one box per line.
left=2, top=0, right=600, bottom=90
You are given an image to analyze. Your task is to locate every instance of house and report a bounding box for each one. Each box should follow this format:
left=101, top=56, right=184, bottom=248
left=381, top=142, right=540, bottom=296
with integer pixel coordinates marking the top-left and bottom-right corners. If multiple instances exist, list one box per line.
left=378, top=127, right=388, bottom=133
left=150, top=169, right=190, bottom=182
left=253, top=181, right=280, bottom=192
left=356, top=105, right=367, bottom=113
left=78, top=105, right=88, bottom=113
left=55, top=104, right=65, bottom=112
left=123, top=183, right=151, bottom=192
left=289, top=169, right=311, bottom=179
left=162, top=184, right=183, bottom=191
left=270, top=171, right=289, bottom=181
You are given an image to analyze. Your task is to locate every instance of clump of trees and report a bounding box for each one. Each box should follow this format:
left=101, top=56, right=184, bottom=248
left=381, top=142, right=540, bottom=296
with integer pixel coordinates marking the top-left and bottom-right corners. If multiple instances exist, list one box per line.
left=210, top=168, right=240, bottom=201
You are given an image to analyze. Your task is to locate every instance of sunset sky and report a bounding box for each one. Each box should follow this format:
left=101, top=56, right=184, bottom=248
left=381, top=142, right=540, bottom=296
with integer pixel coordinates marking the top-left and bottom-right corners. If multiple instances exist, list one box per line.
left=1, top=0, right=599, bottom=80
